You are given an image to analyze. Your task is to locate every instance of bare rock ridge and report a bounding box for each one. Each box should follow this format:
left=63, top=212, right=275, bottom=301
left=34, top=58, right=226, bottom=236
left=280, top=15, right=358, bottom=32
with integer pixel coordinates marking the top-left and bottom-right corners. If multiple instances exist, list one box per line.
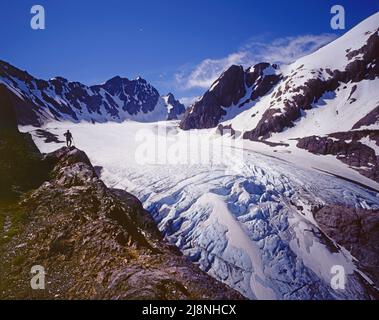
left=0, top=145, right=244, bottom=299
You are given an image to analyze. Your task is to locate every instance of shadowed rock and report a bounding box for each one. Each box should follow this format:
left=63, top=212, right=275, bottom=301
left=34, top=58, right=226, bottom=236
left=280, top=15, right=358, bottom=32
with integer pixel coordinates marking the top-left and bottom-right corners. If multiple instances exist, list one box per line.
left=314, top=205, right=379, bottom=288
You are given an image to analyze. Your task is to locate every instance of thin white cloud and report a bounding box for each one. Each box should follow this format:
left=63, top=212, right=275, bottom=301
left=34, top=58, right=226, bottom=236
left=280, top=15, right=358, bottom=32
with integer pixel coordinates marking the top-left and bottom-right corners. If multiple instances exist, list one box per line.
left=175, top=34, right=337, bottom=90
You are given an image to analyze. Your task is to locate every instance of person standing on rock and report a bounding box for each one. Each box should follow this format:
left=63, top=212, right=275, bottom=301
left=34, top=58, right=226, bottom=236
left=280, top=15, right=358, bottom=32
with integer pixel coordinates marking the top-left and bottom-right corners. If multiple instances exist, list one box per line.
left=64, top=130, right=73, bottom=147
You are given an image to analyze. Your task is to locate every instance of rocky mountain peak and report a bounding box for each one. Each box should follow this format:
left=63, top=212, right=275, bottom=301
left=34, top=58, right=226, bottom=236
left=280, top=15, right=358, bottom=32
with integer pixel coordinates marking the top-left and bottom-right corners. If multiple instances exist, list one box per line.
left=180, top=62, right=281, bottom=130
left=163, top=92, right=186, bottom=120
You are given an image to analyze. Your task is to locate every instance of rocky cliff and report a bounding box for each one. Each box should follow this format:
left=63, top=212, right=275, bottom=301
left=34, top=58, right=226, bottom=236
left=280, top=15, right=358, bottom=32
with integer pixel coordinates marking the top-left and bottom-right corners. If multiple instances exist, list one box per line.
left=313, top=204, right=379, bottom=289
left=0, top=145, right=244, bottom=299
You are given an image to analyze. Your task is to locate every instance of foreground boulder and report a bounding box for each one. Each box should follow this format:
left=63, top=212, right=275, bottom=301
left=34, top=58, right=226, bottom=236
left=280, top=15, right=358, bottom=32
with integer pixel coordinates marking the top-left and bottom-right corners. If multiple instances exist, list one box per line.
left=0, top=147, right=244, bottom=300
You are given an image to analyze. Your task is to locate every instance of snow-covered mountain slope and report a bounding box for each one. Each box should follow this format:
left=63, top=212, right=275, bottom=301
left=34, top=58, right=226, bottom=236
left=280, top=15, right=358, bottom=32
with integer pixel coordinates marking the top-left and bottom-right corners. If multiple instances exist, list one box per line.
left=180, top=12, right=379, bottom=183
left=181, top=12, right=379, bottom=137
left=21, top=121, right=379, bottom=300
left=0, top=61, right=185, bottom=126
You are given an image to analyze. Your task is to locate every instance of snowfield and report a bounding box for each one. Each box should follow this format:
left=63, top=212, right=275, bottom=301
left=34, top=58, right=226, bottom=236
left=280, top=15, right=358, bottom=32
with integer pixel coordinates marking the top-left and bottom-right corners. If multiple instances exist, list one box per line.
left=21, top=121, right=379, bottom=299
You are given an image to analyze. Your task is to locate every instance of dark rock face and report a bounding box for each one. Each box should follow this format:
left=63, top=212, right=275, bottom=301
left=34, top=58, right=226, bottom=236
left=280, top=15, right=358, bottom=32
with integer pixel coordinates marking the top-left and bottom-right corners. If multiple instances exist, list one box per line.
left=34, top=129, right=64, bottom=144
left=216, top=124, right=236, bottom=136
left=0, top=85, right=49, bottom=198
left=0, top=131, right=48, bottom=199
left=0, top=85, right=18, bottom=131
left=165, top=93, right=186, bottom=120
left=92, top=76, right=160, bottom=115
left=353, top=105, right=379, bottom=129
left=180, top=65, right=245, bottom=130
left=0, top=60, right=168, bottom=125
left=297, top=130, right=379, bottom=182
left=180, top=64, right=281, bottom=130
left=314, top=205, right=379, bottom=288
left=244, top=29, right=379, bottom=140
left=0, top=146, right=244, bottom=300
left=247, top=63, right=281, bottom=101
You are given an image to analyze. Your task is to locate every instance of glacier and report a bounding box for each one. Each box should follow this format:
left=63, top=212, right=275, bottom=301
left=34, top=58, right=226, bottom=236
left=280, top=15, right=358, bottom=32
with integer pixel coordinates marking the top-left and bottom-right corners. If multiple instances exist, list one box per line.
left=21, top=120, right=379, bottom=300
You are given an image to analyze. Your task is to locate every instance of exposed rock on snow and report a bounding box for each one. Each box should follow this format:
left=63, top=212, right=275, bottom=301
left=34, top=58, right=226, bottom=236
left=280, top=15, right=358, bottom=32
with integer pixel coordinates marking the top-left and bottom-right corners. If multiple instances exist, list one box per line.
left=353, top=105, right=379, bottom=130
left=180, top=13, right=379, bottom=141
left=297, top=130, right=379, bottom=182
left=163, top=93, right=186, bottom=120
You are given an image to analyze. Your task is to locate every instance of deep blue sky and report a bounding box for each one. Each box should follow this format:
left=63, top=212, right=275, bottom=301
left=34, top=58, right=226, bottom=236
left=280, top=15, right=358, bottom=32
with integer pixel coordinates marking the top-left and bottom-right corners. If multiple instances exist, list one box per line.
left=0, top=0, right=378, bottom=102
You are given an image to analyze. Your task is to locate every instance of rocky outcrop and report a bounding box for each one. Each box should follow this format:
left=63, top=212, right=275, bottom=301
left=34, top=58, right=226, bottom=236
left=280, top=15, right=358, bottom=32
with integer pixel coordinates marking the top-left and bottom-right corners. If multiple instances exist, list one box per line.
left=164, top=93, right=186, bottom=120
left=180, top=63, right=281, bottom=130
left=297, top=130, right=379, bottom=182
left=0, top=86, right=49, bottom=198
left=314, top=205, right=379, bottom=288
left=0, top=146, right=244, bottom=300
left=353, top=105, right=379, bottom=130
left=0, top=84, right=18, bottom=131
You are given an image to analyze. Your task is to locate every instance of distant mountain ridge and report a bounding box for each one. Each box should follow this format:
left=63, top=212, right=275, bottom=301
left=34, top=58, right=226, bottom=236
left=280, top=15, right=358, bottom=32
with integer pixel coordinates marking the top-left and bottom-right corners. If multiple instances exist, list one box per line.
left=0, top=60, right=185, bottom=126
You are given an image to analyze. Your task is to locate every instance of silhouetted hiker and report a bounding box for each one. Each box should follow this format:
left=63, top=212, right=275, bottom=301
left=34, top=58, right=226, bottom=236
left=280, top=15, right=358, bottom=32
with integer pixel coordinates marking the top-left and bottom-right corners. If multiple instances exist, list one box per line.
left=64, top=130, right=73, bottom=147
